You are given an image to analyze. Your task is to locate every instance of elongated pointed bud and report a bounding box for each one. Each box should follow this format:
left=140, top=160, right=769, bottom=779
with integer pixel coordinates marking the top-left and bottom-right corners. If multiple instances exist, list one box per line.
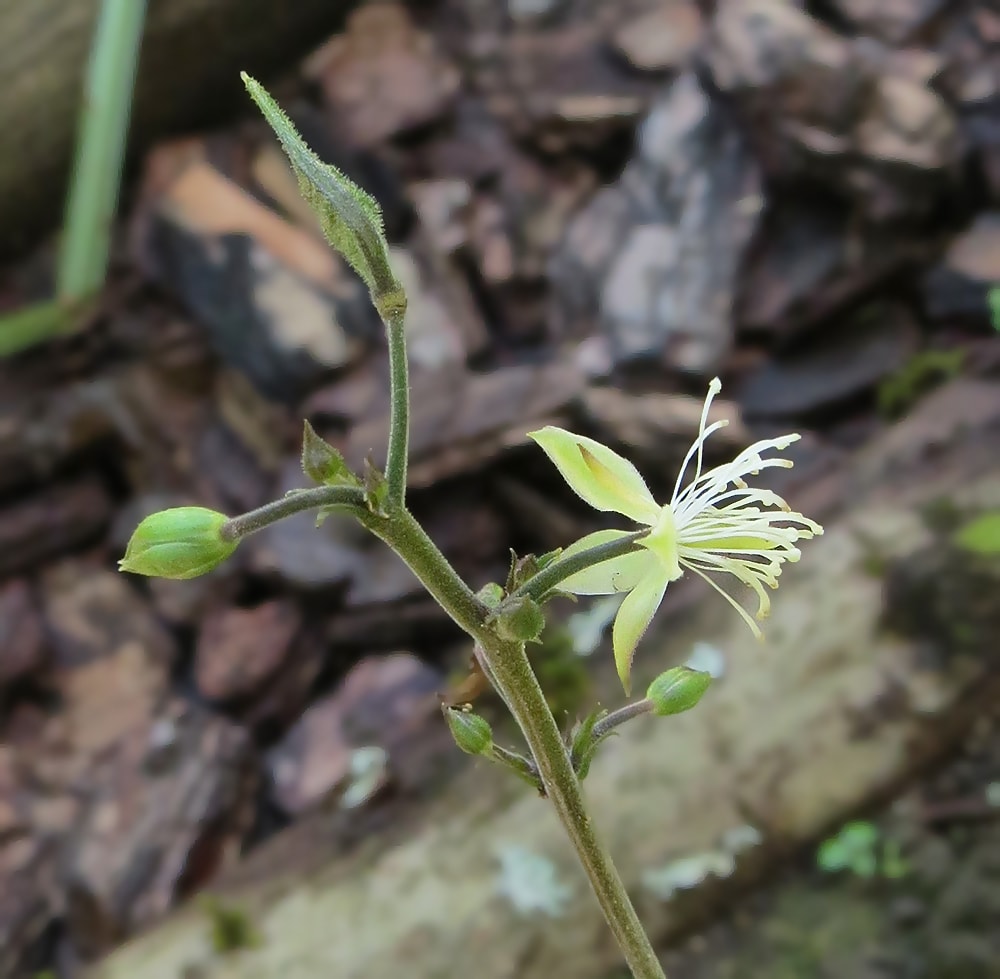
left=301, top=420, right=359, bottom=487
left=646, top=666, right=711, bottom=717
left=119, top=507, right=237, bottom=580
left=444, top=707, right=494, bottom=756
left=241, top=73, right=405, bottom=321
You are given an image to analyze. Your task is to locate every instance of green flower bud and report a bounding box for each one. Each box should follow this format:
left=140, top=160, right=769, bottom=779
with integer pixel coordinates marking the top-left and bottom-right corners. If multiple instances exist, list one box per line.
left=242, top=73, right=404, bottom=317
left=646, top=667, right=711, bottom=717
left=301, top=420, right=359, bottom=488
left=119, top=507, right=238, bottom=580
left=476, top=582, right=505, bottom=609
left=444, top=708, right=494, bottom=756
left=490, top=596, right=546, bottom=643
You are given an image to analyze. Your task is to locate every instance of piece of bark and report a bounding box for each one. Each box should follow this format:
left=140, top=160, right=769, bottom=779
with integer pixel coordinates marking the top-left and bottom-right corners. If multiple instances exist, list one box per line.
left=923, top=212, right=1000, bottom=325
left=39, top=562, right=177, bottom=765
left=0, top=580, right=46, bottom=689
left=0, top=0, right=358, bottom=255
left=736, top=194, right=928, bottom=340
left=737, top=303, right=920, bottom=419
left=345, top=360, right=586, bottom=488
left=266, top=653, right=446, bottom=815
left=195, top=601, right=302, bottom=704
left=136, top=159, right=378, bottom=401
left=0, top=827, right=58, bottom=978
left=0, top=476, right=112, bottom=578
left=612, top=2, right=704, bottom=72
left=63, top=699, right=257, bottom=962
left=483, top=23, right=652, bottom=152
left=551, top=72, right=763, bottom=373
left=707, top=0, right=959, bottom=220
left=90, top=379, right=1000, bottom=979
left=828, top=0, right=948, bottom=45
left=0, top=379, right=121, bottom=495
left=303, top=4, right=460, bottom=148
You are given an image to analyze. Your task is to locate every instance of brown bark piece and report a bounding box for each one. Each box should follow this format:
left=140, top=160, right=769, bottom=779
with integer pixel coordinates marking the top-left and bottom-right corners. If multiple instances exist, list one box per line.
left=0, top=477, right=112, bottom=578
left=304, top=4, right=460, bottom=147
left=0, top=580, right=45, bottom=689
left=707, top=0, right=959, bottom=219
left=267, top=653, right=445, bottom=815
left=346, top=360, right=586, bottom=487
left=136, top=157, right=377, bottom=400
left=613, top=2, right=704, bottom=72
left=64, top=700, right=256, bottom=961
left=40, top=562, right=176, bottom=764
left=195, top=600, right=303, bottom=703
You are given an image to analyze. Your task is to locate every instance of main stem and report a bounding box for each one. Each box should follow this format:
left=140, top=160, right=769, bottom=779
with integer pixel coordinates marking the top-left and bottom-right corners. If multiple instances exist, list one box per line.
left=384, top=311, right=409, bottom=504
left=363, top=505, right=666, bottom=979
left=484, top=640, right=666, bottom=979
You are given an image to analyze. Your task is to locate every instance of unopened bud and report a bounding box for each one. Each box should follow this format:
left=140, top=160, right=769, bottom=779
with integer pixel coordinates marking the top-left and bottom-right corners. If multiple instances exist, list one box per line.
left=301, top=420, right=359, bottom=487
left=646, top=667, right=711, bottom=717
left=490, top=596, right=545, bottom=643
left=119, top=507, right=237, bottom=580
left=476, top=582, right=505, bottom=609
left=242, top=73, right=404, bottom=316
left=444, top=708, right=494, bottom=756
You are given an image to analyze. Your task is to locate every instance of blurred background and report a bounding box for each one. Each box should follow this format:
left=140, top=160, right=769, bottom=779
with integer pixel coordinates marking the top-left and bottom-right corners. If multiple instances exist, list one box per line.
left=1, top=0, right=1000, bottom=976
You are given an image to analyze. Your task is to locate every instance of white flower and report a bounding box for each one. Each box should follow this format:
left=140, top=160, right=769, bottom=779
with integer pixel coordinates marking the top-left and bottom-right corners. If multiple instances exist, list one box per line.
left=528, top=378, right=823, bottom=691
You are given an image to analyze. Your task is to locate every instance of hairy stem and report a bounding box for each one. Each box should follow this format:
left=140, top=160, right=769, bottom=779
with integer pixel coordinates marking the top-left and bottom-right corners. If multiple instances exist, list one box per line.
left=483, top=638, right=666, bottom=978
left=220, top=486, right=366, bottom=541
left=384, top=312, right=409, bottom=504
left=357, top=508, right=665, bottom=977
left=508, top=531, right=645, bottom=603
left=590, top=699, right=654, bottom=742
left=358, top=505, right=488, bottom=634
left=216, top=496, right=665, bottom=975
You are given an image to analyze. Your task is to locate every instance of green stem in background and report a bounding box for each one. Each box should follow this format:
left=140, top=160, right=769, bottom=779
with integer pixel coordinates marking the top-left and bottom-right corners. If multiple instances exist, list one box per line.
left=0, top=0, right=146, bottom=356
left=0, top=301, right=69, bottom=358
left=384, top=311, right=410, bottom=504
left=57, top=0, right=147, bottom=304
left=220, top=486, right=366, bottom=542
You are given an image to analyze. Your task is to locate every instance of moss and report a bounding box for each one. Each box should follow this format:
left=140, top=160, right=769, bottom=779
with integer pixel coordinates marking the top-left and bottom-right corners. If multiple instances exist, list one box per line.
left=920, top=497, right=964, bottom=535
left=200, top=896, right=262, bottom=954
left=878, top=349, right=964, bottom=419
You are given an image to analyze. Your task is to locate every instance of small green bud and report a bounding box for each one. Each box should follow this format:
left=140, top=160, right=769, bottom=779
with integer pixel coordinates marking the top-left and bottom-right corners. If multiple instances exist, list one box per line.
left=444, top=707, right=494, bottom=756
left=570, top=709, right=611, bottom=782
left=362, top=459, right=390, bottom=515
left=476, top=582, right=505, bottom=609
left=301, top=420, right=359, bottom=487
left=119, top=507, right=237, bottom=580
left=646, top=667, right=711, bottom=717
left=490, top=596, right=546, bottom=643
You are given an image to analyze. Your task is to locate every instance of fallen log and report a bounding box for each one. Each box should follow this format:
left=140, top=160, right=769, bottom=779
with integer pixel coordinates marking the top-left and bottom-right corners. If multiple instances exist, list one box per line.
left=0, top=0, right=355, bottom=255
left=91, top=379, right=1000, bottom=979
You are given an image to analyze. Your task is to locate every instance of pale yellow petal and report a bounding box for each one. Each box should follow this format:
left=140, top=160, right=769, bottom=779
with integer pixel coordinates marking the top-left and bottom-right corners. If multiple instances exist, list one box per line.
left=529, top=427, right=660, bottom=525
left=612, top=570, right=669, bottom=694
